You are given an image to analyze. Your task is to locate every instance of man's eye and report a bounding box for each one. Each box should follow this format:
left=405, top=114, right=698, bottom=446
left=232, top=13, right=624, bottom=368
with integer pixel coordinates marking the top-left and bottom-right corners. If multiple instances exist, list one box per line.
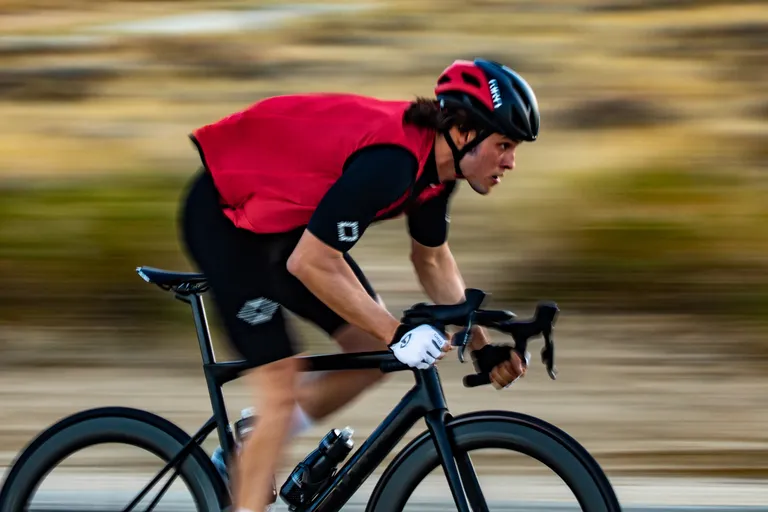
left=500, top=143, right=509, bottom=150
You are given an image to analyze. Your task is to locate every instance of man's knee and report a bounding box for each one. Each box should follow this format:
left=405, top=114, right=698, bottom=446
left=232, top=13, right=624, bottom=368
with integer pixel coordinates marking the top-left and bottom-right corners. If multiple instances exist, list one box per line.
left=250, top=357, right=301, bottom=416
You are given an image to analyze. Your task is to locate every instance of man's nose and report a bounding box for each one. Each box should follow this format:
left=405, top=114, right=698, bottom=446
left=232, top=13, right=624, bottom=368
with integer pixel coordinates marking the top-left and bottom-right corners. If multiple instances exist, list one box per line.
left=501, top=152, right=516, bottom=171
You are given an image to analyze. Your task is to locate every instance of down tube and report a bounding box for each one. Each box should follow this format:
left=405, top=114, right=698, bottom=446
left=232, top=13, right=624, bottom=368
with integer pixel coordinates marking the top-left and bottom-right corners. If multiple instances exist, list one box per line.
left=307, top=386, right=427, bottom=512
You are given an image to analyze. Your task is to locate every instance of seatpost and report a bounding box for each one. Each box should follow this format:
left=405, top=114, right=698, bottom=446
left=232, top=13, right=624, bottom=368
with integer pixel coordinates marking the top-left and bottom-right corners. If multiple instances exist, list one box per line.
left=175, top=292, right=234, bottom=453
left=178, top=292, right=217, bottom=364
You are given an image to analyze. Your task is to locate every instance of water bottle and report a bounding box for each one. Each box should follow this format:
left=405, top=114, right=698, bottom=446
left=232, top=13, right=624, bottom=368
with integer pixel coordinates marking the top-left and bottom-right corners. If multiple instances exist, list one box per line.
left=234, top=407, right=255, bottom=446
left=279, top=426, right=355, bottom=509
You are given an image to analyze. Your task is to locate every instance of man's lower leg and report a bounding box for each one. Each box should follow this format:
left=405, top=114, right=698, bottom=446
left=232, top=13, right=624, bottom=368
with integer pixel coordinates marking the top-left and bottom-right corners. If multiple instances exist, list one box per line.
left=235, top=357, right=299, bottom=511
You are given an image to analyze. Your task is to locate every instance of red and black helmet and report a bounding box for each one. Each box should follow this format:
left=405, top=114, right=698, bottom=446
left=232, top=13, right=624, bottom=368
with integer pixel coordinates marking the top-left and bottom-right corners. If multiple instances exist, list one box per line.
left=435, top=58, right=539, bottom=143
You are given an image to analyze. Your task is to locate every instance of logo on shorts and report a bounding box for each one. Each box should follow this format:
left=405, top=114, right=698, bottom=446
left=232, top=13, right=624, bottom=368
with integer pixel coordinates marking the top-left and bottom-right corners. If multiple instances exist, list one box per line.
left=337, top=221, right=359, bottom=242
left=236, top=297, right=279, bottom=326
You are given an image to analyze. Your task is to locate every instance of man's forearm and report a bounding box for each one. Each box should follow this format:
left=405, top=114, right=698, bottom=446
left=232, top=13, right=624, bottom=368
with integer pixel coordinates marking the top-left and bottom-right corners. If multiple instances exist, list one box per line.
left=289, top=255, right=400, bottom=343
left=411, top=248, right=465, bottom=305
left=412, top=247, right=491, bottom=349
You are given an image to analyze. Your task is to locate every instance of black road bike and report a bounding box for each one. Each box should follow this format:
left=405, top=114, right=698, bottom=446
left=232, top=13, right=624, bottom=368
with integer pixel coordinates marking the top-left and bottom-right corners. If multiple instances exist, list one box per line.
left=0, top=266, right=621, bottom=512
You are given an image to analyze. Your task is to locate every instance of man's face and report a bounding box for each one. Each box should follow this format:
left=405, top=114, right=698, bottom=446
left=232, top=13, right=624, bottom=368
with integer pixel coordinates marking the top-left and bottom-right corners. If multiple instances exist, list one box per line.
left=459, top=132, right=520, bottom=195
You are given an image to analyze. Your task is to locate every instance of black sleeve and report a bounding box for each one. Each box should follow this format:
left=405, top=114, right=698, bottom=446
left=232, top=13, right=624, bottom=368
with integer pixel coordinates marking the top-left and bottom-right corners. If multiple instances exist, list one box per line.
left=307, top=145, right=418, bottom=252
left=407, top=181, right=457, bottom=247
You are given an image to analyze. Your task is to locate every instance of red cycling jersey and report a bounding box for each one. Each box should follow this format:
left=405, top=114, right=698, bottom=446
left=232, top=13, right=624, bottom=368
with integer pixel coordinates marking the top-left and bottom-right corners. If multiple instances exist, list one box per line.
left=191, top=93, right=442, bottom=234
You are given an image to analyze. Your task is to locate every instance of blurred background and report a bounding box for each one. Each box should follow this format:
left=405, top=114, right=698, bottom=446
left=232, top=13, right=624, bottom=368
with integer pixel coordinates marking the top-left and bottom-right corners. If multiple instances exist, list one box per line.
left=1, top=0, right=767, bottom=508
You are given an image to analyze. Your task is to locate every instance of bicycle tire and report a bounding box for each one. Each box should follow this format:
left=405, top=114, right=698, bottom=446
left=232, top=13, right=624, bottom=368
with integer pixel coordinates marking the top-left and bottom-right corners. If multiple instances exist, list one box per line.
left=366, top=410, right=621, bottom=512
left=0, top=407, right=229, bottom=512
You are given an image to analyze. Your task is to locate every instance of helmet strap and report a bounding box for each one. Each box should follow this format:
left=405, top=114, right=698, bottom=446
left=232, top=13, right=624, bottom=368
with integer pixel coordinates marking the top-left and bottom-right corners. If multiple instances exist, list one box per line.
left=441, top=129, right=491, bottom=178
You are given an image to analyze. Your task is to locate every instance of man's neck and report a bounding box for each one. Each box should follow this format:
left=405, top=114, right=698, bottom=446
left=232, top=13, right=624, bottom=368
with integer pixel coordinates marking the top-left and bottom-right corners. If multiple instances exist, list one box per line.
left=433, top=132, right=459, bottom=183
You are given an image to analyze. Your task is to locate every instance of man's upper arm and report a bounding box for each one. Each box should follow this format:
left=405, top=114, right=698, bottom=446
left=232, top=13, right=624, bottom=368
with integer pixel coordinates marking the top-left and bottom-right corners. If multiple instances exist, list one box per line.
left=306, top=145, right=418, bottom=253
left=407, top=181, right=457, bottom=248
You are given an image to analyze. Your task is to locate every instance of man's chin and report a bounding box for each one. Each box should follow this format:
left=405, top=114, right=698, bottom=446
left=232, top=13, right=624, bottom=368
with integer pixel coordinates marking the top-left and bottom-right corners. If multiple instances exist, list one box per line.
left=468, top=180, right=490, bottom=195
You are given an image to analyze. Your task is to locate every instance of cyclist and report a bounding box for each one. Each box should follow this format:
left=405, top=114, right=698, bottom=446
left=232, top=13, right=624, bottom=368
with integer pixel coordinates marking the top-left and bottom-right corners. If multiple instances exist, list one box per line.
left=180, top=58, right=539, bottom=512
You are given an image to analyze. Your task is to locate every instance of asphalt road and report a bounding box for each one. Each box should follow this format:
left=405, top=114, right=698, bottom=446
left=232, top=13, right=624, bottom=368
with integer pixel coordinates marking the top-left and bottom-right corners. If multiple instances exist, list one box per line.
left=9, top=474, right=767, bottom=512
left=20, top=496, right=768, bottom=512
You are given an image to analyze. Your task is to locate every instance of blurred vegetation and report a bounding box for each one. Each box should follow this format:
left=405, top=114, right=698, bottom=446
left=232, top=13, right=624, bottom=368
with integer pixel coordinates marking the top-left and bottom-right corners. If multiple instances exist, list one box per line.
left=3, top=164, right=766, bottom=348
left=0, top=174, right=190, bottom=332
left=1, top=0, right=767, bottom=362
left=504, top=166, right=768, bottom=321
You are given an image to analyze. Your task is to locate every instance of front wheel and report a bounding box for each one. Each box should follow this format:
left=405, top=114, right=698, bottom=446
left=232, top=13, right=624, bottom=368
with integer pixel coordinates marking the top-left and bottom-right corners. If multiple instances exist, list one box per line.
left=367, top=410, right=621, bottom=512
left=0, top=407, right=229, bottom=512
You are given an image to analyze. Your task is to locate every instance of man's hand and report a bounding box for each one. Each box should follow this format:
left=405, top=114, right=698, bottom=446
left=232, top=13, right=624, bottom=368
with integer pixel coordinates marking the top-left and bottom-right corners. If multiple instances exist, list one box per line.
left=467, top=327, right=528, bottom=389
left=467, top=325, right=492, bottom=351
left=389, top=324, right=452, bottom=369
left=489, top=350, right=528, bottom=389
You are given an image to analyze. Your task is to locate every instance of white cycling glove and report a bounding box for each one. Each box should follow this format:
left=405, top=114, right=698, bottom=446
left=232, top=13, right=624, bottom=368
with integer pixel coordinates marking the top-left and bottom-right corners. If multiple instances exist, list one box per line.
left=389, top=324, right=449, bottom=370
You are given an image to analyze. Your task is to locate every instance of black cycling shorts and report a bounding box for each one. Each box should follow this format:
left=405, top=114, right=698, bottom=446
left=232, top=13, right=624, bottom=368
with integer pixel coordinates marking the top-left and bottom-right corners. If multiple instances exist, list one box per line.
left=180, top=169, right=377, bottom=367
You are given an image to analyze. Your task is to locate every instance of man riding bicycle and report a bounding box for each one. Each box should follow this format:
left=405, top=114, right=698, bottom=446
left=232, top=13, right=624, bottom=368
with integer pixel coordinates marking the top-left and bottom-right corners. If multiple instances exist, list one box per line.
left=180, top=58, right=540, bottom=512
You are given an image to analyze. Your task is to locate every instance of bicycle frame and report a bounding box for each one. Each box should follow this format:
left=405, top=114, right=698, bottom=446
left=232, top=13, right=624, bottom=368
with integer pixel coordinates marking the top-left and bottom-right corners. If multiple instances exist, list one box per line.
left=174, top=291, right=480, bottom=512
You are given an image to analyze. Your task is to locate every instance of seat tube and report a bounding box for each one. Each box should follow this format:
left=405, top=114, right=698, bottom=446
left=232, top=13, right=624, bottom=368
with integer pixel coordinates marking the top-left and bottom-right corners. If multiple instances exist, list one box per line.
left=186, top=293, right=234, bottom=452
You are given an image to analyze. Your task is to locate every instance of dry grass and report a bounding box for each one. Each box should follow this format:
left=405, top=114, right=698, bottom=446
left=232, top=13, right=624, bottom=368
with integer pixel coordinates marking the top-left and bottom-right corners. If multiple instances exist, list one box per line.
left=2, top=314, right=767, bottom=477
left=0, top=0, right=764, bottom=173
left=0, top=0, right=248, bottom=14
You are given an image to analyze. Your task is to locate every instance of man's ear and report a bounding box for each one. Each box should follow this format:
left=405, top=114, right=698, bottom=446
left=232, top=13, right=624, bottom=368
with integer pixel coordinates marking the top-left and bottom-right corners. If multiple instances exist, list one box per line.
left=450, top=127, right=478, bottom=150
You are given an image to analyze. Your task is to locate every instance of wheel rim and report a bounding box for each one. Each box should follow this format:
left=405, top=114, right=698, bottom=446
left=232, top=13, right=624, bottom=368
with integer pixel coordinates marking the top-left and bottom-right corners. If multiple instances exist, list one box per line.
left=2, top=415, right=223, bottom=512
left=401, top=446, right=592, bottom=511
left=25, top=442, right=199, bottom=512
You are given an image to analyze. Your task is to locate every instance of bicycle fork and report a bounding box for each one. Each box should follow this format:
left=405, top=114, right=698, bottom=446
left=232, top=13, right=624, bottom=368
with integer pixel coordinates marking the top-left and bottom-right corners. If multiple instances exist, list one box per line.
left=422, top=372, right=488, bottom=512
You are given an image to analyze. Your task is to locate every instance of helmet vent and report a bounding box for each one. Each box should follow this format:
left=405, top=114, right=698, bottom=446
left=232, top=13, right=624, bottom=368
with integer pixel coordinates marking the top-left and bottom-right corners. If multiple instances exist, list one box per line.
left=437, top=76, right=451, bottom=85
left=512, top=82, right=528, bottom=101
left=460, top=72, right=481, bottom=88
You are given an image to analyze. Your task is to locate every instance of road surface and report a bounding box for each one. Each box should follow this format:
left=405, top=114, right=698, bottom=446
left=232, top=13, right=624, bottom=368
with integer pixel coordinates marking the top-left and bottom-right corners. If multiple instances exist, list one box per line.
left=4, top=473, right=766, bottom=511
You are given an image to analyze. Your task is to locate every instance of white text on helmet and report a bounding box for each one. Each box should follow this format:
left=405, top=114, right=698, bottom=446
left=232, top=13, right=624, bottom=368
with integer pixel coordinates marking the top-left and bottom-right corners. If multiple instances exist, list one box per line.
left=489, top=79, right=503, bottom=109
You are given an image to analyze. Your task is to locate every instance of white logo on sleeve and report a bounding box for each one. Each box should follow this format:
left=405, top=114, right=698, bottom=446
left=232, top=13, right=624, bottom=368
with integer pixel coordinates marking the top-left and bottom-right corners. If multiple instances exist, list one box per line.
left=237, top=298, right=279, bottom=325
left=337, top=221, right=359, bottom=242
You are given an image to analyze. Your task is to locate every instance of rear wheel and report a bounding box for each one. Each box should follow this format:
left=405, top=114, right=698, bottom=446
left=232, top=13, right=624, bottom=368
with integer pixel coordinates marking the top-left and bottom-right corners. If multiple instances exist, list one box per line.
left=0, top=407, right=228, bottom=512
left=367, top=411, right=621, bottom=512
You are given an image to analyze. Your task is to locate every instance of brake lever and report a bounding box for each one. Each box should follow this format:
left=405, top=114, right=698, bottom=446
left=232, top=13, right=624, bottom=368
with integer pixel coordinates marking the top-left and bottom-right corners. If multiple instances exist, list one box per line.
left=452, top=311, right=475, bottom=363
left=541, top=324, right=557, bottom=380
left=536, top=302, right=559, bottom=380
left=496, top=301, right=559, bottom=381
left=538, top=303, right=558, bottom=380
